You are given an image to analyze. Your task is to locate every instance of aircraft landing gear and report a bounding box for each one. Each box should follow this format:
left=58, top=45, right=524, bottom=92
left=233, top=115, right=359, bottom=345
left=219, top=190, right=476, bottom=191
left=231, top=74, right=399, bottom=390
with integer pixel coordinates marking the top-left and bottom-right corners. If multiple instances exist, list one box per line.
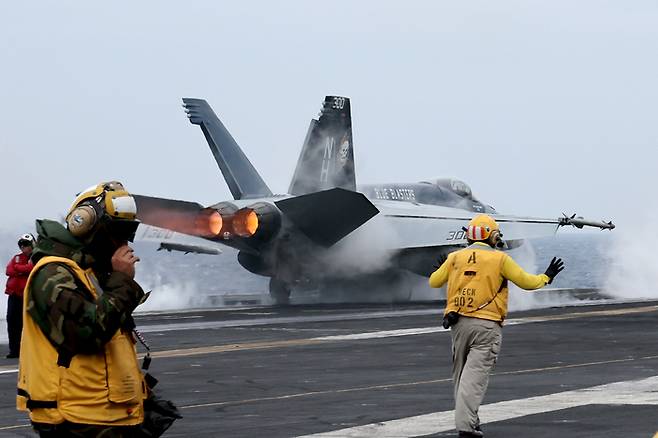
left=269, top=278, right=291, bottom=306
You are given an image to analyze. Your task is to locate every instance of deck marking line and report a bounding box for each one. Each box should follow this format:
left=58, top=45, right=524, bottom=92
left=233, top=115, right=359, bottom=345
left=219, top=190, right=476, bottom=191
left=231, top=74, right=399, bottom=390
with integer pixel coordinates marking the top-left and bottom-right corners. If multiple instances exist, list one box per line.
left=2, top=305, right=657, bottom=369
left=135, top=305, right=658, bottom=333
left=178, top=355, right=658, bottom=410
left=295, top=375, right=658, bottom=437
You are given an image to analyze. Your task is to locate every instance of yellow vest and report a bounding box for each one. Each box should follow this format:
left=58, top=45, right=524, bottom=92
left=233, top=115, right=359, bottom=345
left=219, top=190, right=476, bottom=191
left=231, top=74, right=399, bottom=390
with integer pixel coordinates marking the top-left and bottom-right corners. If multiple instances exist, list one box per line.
left=444, top=245, right=509, bottom=322
left=17, top=256, right=146, bottom=425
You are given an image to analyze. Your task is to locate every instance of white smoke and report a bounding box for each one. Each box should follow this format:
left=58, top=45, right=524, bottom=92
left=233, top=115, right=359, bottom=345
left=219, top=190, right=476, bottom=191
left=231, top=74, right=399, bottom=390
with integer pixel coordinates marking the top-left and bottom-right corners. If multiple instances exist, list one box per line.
left=506, top=240, right=541, bottom=311
left=132, top=244, right=267, bottom=311
left=323, top=216, right=398, bottom=277
left=506, top=238, right=584, bottom=311
left=604, top=213, right=658, bottom=299
left=134, top=271, right=204, bottom=312
left=307, top=216, right=415, bottom=303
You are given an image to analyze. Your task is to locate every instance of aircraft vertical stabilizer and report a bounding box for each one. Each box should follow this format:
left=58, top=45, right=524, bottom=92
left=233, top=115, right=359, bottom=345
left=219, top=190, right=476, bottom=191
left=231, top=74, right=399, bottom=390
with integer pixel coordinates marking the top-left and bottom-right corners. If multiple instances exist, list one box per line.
left=182, top=98, right=273, bottom=200
left=288, top=96, right=356, bottom=195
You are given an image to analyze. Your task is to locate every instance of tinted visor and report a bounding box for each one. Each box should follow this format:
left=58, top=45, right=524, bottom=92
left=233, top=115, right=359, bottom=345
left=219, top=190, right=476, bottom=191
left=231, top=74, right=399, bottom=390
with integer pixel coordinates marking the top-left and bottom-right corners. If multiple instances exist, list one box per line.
left=18, top=240, right=33, bottom=248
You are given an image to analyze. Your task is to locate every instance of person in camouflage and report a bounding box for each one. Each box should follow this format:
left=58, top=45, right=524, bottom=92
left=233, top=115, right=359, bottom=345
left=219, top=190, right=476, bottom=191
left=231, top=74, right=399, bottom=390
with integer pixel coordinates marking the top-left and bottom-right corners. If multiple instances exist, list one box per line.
left=17, top=181, right=147, bottom=438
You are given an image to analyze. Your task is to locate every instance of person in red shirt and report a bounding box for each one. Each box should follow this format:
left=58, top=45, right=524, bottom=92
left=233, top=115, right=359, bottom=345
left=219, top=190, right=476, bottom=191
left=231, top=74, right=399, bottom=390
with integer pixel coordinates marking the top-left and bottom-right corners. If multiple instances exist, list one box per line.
left=5, top=234, right=35, bottom=359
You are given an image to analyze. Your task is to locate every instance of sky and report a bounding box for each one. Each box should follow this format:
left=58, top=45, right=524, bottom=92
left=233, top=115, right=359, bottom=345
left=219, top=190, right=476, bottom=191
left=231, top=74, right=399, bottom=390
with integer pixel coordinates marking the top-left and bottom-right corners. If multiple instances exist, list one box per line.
left=1, top=1, right=657, bottom=234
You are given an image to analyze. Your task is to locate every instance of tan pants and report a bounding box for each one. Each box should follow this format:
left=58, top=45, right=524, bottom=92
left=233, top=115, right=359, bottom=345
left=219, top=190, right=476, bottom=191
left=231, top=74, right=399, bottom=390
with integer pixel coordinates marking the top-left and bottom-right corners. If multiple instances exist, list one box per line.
left=451, top=316, right=502, bottom=432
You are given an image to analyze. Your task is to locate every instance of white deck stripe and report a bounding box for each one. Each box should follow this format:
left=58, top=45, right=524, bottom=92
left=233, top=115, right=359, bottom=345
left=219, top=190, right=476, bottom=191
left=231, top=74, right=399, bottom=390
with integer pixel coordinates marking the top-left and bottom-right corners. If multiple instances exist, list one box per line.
left=296, top=375, right=658, bottom=437
left=137, top=309, right=439, bottom=333
left=314, top=327, right=447, bottom=341
left=137, top=304, right=658, bottom=334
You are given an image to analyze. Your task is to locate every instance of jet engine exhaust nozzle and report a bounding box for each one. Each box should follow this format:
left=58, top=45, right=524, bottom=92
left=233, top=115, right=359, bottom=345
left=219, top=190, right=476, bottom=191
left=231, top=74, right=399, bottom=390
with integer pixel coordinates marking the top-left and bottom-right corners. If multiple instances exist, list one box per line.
left=194, top=209, right=223, bottom=238
left=232, top=202, right=281, bottom=241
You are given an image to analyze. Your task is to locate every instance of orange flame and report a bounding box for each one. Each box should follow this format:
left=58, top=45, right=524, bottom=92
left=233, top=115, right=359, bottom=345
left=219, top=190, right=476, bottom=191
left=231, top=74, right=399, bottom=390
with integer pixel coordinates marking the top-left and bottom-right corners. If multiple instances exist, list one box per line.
left=233, top=209, right=259, bottom=237
left=195, top=210, right=222, bottom=237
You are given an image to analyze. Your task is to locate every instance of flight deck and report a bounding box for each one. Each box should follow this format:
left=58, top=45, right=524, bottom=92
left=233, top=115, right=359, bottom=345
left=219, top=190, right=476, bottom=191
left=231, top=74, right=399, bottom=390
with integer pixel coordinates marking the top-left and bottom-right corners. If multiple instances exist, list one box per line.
left=1, top=297, right=657, bottom=437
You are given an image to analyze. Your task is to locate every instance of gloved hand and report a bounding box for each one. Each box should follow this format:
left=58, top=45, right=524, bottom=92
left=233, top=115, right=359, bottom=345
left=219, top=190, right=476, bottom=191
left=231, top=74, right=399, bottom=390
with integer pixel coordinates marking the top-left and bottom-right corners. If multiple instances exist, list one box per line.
left=544, top=257, right=564, bottom=284
left=433, top=254, right=448, bottom=270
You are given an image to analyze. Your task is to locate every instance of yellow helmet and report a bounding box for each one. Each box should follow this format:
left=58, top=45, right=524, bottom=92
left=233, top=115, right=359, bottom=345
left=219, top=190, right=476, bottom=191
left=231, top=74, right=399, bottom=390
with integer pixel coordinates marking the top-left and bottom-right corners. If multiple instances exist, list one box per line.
left=466, top=214, right=500, bottom=242
left=66, top=181, right=139, bottom=240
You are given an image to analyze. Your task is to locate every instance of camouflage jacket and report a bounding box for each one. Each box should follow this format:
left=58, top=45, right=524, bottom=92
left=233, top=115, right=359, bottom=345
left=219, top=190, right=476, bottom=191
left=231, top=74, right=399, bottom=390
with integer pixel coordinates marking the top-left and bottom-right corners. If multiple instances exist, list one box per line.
left=27, top=219, right=144, bottom=355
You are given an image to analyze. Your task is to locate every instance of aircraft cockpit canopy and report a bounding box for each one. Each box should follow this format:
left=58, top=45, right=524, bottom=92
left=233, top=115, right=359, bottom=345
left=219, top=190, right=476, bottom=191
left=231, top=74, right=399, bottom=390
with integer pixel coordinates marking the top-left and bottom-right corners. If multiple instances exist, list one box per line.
left=425, top=178, right=474, bottom=199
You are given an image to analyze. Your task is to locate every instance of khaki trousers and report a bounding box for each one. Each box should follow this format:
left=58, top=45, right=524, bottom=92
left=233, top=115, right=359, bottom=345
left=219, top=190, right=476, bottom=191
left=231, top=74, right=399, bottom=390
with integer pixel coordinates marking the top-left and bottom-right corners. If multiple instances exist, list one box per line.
left=450, top=316, right=502, bottom=432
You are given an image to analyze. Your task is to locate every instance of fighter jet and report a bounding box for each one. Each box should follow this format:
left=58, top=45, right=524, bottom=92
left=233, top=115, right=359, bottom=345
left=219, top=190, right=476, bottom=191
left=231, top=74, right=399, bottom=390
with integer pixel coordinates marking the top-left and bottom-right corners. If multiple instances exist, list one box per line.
left=134, top=96, right=614, bottom=304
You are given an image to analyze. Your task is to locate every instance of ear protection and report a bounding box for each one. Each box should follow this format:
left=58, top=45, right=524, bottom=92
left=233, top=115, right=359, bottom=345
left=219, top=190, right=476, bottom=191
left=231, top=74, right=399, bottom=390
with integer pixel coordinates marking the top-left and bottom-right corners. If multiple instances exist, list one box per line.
left=66, top=181, right=138, bottom=238
left=489, top=229, right=505, bottom=248
left=67, top=202, right=102, bottom=238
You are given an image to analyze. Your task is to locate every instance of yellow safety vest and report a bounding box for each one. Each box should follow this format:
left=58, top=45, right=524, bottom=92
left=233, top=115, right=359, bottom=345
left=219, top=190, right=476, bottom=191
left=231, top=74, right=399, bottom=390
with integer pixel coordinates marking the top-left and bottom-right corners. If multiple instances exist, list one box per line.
left=444, top=245, right=509, bottom=322
left=17, top=256, right=145, bottom=425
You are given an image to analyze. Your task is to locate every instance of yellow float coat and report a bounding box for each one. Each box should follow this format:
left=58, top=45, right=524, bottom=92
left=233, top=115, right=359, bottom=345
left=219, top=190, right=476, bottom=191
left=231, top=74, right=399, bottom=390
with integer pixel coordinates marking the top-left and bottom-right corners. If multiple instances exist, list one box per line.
left=17, top=256, right=145, bottom=425
left=429, top=243, right=549, bottom=322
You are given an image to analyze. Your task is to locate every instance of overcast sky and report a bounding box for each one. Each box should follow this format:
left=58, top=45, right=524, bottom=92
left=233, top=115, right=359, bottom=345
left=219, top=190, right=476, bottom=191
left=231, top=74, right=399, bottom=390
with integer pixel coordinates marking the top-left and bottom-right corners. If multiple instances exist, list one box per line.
left=1, top=1, right=656, bottom=234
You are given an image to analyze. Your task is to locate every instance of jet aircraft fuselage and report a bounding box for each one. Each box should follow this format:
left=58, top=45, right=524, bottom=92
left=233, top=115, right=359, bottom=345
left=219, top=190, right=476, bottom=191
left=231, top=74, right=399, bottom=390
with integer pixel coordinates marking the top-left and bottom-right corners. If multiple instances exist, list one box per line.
left=134, top=96, right=613, bottom=304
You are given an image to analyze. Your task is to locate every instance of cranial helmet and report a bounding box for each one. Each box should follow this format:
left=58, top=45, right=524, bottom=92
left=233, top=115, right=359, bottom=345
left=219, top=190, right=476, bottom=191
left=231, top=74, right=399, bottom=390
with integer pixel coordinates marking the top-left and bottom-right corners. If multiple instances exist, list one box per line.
left=66, top=181, right=139, bottom=242
left=466, top=214, right=503, bottom=247
left=18, top=233, right=35, bottom=248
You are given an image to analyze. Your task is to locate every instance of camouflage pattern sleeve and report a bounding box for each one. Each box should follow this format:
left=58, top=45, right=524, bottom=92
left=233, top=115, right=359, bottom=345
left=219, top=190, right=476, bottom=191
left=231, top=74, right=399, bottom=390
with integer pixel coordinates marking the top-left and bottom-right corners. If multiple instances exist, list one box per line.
left=27, top=263, right=144, bottom=354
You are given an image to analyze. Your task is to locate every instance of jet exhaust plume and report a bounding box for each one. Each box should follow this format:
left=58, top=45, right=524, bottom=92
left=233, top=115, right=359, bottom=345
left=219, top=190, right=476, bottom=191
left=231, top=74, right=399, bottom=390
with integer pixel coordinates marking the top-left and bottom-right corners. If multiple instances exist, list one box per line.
left=233, top=208, right=258, bottom=237
left=308, top=216, right=409, bottom=303
left=196, top=210, right=223, bottom=237
left=137, top=205, right=222, bottom=238
left=231, top=203, right=281, bottom=242
left=604, top=214, right=658, bottom=300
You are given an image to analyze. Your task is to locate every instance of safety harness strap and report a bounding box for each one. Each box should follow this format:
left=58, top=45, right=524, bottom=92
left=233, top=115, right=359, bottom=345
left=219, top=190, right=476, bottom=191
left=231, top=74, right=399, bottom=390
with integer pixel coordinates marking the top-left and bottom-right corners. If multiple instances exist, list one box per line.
left=17, top=388, right=58, bottom=410
left=57, top=349, right=74, bottom=368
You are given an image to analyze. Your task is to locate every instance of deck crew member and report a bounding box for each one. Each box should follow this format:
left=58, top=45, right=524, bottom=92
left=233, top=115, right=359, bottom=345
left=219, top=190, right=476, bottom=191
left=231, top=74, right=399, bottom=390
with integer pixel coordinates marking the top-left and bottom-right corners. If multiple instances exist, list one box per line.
left=4, top=234, right=35, bottom=359
left=17, top=181, right=147, bottom=437
left=429, top=214, right=564, bottom=438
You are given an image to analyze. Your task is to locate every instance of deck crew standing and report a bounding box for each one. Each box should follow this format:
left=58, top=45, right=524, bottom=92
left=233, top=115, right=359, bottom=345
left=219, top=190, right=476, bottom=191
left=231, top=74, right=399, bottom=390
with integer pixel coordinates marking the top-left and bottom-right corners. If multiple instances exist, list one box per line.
left=4, top=234, right=35, bottom=358
left=17, top=181, right=148, bottom=437
left=429, top=214, right=564, bottom=438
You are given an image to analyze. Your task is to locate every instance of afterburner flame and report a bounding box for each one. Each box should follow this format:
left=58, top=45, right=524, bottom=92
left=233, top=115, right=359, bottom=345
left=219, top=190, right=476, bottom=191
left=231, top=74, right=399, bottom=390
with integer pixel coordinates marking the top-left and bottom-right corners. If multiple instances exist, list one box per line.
left=208, top=211, right=223, bottom=236
left=195, top=209, right=223, bottom=237
left=233, top=208, right=259, bottom=237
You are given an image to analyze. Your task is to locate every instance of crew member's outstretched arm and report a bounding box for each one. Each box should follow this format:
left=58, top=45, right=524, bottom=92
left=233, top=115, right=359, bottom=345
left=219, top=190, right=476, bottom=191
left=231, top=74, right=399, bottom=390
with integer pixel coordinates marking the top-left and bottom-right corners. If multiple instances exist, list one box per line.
left=501, top=255, right=550, bottom=290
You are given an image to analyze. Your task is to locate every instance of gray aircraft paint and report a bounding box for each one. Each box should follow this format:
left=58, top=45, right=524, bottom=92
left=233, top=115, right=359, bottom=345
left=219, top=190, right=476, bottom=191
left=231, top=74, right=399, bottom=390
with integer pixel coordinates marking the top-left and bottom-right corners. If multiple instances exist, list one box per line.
left=133, top=96, right=612, bottom=302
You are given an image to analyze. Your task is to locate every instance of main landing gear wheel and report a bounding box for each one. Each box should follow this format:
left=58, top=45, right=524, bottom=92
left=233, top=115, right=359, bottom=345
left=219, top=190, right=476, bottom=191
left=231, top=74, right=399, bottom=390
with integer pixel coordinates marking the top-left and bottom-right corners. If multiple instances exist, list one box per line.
left=269, top=278, right=291, bottom=306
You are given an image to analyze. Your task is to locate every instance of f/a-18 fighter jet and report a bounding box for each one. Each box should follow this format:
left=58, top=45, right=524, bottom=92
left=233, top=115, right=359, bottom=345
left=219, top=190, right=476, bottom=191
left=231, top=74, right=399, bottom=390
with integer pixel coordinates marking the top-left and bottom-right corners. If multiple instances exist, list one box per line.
left=133, top=96, right=614, bottom=304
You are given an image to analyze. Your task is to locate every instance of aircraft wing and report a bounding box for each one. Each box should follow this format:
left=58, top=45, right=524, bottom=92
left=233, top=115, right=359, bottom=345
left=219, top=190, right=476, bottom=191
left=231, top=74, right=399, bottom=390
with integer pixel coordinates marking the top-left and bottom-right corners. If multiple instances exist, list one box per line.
left=354, top=200, right=605, bottom=251
left=353, top=201, right=614, bottom=277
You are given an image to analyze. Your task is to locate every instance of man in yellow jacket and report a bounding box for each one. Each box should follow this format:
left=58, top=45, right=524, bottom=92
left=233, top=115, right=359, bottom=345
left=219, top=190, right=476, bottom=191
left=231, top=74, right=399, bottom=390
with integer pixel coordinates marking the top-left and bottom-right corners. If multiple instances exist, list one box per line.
left=17, top=182, right=147, bottom=437
left=429, top=214, right=564, bottom=438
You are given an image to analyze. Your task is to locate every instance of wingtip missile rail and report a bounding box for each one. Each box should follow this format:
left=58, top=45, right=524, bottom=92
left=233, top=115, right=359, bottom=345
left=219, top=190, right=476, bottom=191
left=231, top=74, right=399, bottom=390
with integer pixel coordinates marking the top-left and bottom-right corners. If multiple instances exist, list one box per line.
left=558, top=214, right=615, bottom=231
